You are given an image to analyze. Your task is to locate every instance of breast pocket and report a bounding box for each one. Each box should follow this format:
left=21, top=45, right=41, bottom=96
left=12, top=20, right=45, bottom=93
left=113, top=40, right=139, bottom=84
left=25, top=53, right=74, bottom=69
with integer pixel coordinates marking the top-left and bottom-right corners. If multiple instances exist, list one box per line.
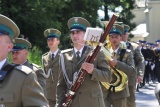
left=0, top=93, right=13, bottom=104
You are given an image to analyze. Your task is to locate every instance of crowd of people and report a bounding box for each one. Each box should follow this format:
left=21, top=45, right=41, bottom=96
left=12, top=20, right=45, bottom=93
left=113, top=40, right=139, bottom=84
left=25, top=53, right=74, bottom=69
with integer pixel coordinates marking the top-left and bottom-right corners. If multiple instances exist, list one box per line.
left=0, top=13, right=160, bottom=107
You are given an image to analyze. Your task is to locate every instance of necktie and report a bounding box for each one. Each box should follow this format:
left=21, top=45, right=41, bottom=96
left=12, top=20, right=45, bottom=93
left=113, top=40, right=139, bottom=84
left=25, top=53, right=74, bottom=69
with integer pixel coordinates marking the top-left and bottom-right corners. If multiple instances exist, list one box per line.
left=52, top=54, right=54, bottom=61
left=76, top=51, right=81, bottom=61
left=114, top=52, right=116, bottom=57
left=112, top=52, right=116, bottom=57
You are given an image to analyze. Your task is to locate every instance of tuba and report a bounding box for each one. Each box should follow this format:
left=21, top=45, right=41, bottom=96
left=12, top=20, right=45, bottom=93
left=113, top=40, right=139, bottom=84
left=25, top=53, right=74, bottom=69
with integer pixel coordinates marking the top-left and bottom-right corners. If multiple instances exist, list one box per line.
left=98, top=21, right=128, bottom=92
left=86, top=38, right=128, bottom=92
left=100, top=45, right=128, bottom=92
left=85, top=25, right=128, bottom=92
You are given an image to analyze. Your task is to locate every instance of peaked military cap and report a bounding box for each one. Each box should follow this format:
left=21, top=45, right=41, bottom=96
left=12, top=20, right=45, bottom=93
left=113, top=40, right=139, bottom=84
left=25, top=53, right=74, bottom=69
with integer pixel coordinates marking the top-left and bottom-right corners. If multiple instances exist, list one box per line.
left=147, top=42, right=153, bottom=46
left=0, top=14, right=20, bottom=39
left=139, top=40, right=147, bottom=44
left=44, top=28, right=61, bottom=38
left=67, top=17, right=91, bottom=31
left=109, top=24, right=124, bottom=36
left=12, top=38, right=32, bottom=51
left=122, top=24, right=130, bottom=33
left=153, top=43, right=157, bottom=47
left=156, top=40, right=160, bottom=44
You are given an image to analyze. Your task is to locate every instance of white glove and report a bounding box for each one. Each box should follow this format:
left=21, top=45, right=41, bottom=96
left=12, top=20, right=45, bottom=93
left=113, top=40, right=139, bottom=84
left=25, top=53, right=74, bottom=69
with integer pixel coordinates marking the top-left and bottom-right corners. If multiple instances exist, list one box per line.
left=151, top=64, right=155, bottom=70
left=145, top=61, right=148, bottom=65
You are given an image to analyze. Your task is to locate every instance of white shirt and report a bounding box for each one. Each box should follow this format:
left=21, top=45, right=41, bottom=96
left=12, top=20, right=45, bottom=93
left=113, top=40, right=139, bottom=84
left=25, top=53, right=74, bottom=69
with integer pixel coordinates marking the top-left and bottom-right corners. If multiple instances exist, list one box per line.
left=74, top=46, right=84, bottom=57
left=0, top=58, right=7, bottom=70
left=109, top=47, right=120, bottom=56
left=50, top=49, right=59, bottom=58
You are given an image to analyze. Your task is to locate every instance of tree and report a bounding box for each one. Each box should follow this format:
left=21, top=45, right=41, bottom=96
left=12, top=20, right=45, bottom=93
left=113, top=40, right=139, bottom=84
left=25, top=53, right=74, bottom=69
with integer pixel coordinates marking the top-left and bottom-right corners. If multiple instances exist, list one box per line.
left=103, top=0, right=136, bottom=38
left=0, top=0, right=103, bottom=52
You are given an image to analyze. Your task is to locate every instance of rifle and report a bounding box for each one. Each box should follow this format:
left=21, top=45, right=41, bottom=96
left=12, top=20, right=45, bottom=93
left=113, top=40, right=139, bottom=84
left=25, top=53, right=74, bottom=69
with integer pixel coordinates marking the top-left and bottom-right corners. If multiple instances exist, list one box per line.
left=61, top=14, right=118, bottom=107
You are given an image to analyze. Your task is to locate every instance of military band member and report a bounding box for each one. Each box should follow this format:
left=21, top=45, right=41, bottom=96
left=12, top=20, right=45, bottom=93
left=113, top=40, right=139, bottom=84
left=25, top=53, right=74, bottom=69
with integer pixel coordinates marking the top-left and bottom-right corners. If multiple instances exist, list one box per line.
left=154, top=40, right=160, bottom=82
left=42, top=28, right=61, bottom=107
left=11, top=38, right=46, bottom=93
left=121, top=24, right=145, bottom=106
left=56, top=17, right=112, bottom=107
left=103, top=24, right=136, bottom=107
left=0, top=14, right=49, bottom=107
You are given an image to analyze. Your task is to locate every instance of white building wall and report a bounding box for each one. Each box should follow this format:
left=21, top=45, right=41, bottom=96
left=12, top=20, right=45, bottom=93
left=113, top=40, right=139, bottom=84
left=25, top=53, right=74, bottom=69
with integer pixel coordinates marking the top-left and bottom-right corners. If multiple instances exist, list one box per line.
left=130, top=0, right=160, bottom=43
left=131, top=8, right=146, bottom=24
left=146, top=0, right=160, bottom=43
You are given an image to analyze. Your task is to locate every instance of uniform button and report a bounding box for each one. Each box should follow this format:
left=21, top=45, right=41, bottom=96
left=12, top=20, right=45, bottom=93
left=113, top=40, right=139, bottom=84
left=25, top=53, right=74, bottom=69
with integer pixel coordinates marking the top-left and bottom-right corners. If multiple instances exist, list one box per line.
left=79, top=92, right=81, bottom=94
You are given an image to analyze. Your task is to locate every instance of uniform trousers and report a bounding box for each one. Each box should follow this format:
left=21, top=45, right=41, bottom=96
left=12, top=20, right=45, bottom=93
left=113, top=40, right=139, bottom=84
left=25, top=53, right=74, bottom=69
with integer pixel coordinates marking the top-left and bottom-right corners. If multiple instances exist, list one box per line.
left=127, top=86, right=136, bottom=107
left=104, top=96, right=127, bottom=107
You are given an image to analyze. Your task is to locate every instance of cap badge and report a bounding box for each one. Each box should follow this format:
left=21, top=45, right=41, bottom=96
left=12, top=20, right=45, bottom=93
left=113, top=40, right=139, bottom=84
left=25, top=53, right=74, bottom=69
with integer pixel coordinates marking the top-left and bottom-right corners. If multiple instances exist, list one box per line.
left=74, top=18, right=78, bottom=23
left=113, top=26, right=116, bottom=31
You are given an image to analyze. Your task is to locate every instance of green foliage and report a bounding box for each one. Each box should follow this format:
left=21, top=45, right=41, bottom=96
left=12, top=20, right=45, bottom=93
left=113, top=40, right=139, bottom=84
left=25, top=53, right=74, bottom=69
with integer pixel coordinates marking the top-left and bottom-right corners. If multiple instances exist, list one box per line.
left=103, top=0, right=136, bottom=39
left=28, top=46, right=43, bottom=66
left=0, top=0, right=102, bottom=53
left=0, top=0, right=137, bottom=52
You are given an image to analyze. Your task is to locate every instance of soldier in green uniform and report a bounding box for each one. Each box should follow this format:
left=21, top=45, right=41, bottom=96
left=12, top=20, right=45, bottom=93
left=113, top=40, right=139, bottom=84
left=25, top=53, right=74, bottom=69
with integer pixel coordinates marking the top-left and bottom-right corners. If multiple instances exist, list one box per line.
left=121, top=24, right=145, bottom=107
left=56, top=17, right=112, bottom=107
left=42, top=28, right=61, bottom=107
left=11, top=38, right=46, bottom=93
left=0, top=14, right=49, bottom=107
left=103, top=24, right=136, bottom=107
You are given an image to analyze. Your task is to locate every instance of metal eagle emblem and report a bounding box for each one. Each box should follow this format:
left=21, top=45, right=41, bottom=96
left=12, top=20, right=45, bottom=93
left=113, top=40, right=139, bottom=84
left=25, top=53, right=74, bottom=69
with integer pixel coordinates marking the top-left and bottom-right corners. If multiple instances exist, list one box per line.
left=113, top=25, right=116, bottom=31
left=74, top=18, right=78, bottom=23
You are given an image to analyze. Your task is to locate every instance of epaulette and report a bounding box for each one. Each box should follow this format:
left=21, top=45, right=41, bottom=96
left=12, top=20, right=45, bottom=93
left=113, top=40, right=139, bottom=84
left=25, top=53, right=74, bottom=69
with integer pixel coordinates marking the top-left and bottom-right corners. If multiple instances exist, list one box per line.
left=61, top=48, right=72, bottom=53
left=31, top=63, right=41, bottom=71
left=16, top=65, right=32, bottom=75
left=32, top=63, right=41, bottom=68
left=42, top=52, right=49, bottom=57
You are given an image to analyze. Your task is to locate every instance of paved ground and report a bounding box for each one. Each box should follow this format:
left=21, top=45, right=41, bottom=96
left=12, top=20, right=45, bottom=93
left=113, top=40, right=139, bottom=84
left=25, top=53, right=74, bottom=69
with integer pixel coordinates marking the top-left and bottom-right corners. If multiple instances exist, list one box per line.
left=136, top=81, right=159, bottom=107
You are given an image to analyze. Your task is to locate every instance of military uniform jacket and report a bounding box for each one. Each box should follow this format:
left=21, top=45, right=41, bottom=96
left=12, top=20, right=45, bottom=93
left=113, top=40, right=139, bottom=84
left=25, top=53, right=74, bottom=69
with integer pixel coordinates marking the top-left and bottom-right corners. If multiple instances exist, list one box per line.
left=42, top=50, right=61, bottom=101
left=56, top=46, right=112, bottom=107
left=103, top=46, right=136, bottom=100
left=0, top=60, right=49, bottom=107
left=23, top=60, right=46, bottom=93
left=127, top=41, right=145, bottom=85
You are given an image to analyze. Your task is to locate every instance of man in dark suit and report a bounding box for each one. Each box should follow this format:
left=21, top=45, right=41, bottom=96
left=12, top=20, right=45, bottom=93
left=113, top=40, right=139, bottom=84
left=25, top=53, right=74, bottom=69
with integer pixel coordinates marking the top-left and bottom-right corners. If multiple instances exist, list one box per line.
left=154, top=40, right=160, bottom=82
left=0, top=14, right=49, bottom=107
left=42, top=28, right=61, bottom=107
left=56, top=17, right=112, bottom=107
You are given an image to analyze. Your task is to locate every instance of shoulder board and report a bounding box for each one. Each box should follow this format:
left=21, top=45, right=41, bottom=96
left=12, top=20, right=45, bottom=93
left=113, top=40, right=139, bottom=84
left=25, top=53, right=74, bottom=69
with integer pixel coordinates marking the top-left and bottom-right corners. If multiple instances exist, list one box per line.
left=16, top=65, right=32, bottom=75
left=126, top=49, right=131, bottom=53
left=31, top=63, right=41, bottom=68
left=61, top=48, right=72, bottom=53
left=42, top=52, right=49, bottom=57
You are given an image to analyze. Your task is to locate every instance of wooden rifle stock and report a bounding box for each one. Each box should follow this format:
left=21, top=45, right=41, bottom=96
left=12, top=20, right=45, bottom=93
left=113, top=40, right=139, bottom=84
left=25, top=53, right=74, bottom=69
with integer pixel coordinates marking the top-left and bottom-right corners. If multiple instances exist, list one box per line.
left=61, top=14, right=118, bottom=107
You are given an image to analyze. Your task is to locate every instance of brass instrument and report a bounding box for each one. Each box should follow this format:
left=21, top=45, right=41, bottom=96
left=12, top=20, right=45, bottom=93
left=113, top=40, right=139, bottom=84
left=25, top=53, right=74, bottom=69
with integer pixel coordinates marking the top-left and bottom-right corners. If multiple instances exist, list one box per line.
left=101, top=46, right=128, bottom=92
left=86, top=40, right=128, bottom=92
left=84, top=19, right=128, bottom=92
